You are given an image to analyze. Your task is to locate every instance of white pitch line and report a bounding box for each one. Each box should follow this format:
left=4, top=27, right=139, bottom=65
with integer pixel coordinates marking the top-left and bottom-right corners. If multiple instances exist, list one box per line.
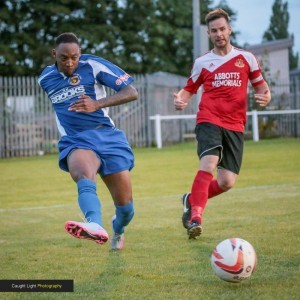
left=0, top=183, right=298, bottom=213
left=0, top=204, right=72, bottom=213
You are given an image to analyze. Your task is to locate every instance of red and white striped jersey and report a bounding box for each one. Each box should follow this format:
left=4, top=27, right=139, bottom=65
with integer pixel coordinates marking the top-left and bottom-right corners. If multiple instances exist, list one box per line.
left=184, top=47, right=265, bottom=132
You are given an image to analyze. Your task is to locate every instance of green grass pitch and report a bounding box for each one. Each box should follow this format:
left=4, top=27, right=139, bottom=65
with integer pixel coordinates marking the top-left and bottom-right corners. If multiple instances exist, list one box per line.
left=0, top=138, right=299, bottom=299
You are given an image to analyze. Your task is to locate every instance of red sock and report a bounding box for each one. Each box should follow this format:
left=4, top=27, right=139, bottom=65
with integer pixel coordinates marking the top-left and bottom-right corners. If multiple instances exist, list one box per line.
left=189, top=170, right=213, bottom=223
left=208, top=179, right=225, bottom=199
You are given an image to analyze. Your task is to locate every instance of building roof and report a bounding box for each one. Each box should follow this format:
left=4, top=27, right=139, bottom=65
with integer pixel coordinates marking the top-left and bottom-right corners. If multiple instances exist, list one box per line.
left=244, top=38, right=294, bottom=55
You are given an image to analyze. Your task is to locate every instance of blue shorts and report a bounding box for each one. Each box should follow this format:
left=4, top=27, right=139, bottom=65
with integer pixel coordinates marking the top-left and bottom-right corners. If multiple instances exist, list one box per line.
left=58, top=126, right=134, bottom=176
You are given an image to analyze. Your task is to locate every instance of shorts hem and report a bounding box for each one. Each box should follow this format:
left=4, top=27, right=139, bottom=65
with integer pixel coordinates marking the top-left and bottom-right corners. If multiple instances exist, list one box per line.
left=100, top=165, right=134, bottom=177
left=200, top=145, right=223, bottom=163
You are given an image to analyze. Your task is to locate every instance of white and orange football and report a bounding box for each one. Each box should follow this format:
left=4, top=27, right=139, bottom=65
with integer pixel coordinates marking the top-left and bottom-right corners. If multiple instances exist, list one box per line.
left=211, top=238, right=257, bottom=283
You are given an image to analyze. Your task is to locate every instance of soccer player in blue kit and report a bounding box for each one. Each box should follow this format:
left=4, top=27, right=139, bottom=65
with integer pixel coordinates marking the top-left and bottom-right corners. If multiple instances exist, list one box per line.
left=38, top=32, right=138, bottom=250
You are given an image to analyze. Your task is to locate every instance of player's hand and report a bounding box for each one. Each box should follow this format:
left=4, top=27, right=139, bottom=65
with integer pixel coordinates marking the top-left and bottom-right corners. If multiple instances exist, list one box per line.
left=174, top=93, right=188, bottom=110
left=68, top=94, right=99, bottom=113
left=254, top=91, right=271, bottom=107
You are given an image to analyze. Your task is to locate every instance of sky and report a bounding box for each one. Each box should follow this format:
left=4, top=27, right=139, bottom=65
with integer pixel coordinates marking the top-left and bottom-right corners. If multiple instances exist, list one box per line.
left=212, top=0, right=300, bottom=59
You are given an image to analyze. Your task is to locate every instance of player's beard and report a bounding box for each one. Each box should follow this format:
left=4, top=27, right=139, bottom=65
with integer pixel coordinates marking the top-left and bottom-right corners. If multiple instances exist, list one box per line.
left=214, top=38, right=230, bottom=51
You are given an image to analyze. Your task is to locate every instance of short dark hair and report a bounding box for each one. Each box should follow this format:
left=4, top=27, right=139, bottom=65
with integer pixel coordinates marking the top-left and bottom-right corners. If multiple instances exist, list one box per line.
left=205, top=8, right=230, bottom=26
left=55, top=32, right=79, bottom=47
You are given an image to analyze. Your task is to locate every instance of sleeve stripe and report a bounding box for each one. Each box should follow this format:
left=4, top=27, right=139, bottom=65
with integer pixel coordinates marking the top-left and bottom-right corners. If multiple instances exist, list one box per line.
left=251, top=75, right=264, bottom=84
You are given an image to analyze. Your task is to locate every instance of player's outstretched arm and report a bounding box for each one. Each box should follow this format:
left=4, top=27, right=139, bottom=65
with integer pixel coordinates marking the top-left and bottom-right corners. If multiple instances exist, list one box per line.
left=253, top=81, right=271, bottom=107
left=174, top=89, right=193, bottom=111
left=96, top=84, right=138, bottom=109
left=68, top=85, right=138, bottom=113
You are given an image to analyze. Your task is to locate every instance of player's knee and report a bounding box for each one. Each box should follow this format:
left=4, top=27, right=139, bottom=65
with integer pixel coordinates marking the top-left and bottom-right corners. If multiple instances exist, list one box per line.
left=71, top=171, right=97, bottom=183
left=218, top=178, right=235, bottom=191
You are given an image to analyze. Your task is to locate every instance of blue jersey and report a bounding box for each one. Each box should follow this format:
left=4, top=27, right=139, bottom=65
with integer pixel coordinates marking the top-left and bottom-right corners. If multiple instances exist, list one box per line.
left=38, top=54, right=134, bottom=136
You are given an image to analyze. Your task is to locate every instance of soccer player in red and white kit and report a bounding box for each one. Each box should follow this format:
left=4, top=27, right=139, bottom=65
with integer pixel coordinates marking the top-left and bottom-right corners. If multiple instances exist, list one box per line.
left=174, top=8, right=271, bottom=239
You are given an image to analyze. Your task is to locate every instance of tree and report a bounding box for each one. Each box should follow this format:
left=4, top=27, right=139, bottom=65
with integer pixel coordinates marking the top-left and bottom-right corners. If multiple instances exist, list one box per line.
left=263, top=0, right=299, bottom=70
left=0, top=0, right=238, bottom=76
left=108, top=0, right=194, bottom=74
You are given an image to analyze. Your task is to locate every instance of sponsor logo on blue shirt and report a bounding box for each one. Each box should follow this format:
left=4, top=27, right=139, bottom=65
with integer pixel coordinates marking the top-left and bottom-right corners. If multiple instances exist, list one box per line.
left=49, top=86, right=85, bottom=103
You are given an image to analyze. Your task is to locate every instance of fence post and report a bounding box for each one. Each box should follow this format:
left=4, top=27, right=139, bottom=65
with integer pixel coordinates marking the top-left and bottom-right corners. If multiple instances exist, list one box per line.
left=154, top=114, right=162, bottom=149
left=252, top=110, right=259, bottom=142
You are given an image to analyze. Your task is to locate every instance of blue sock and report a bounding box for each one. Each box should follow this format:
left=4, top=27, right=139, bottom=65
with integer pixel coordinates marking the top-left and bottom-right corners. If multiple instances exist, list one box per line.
left=77, top=178, right=102, bottom=227
left=113, top=201, right=134, bottom=234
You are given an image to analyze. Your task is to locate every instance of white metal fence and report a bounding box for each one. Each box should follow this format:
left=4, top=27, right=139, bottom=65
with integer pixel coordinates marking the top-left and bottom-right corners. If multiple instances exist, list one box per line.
left=149, top=110, right=300, bottom=148
left=0, top=75, right=150, bottom=157
left=1, top=74, right=299, bottom=157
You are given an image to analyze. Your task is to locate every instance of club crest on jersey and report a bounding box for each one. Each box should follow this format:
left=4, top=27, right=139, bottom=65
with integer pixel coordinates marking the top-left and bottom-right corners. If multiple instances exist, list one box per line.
left=69, top=74, right=81, bottom=86
left=235, top=58, right=245, bottom=68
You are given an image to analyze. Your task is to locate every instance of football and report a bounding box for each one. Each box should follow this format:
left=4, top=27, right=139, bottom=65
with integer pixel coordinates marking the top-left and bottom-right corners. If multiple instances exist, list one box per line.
left=211, top=238, right=257, bottom=283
